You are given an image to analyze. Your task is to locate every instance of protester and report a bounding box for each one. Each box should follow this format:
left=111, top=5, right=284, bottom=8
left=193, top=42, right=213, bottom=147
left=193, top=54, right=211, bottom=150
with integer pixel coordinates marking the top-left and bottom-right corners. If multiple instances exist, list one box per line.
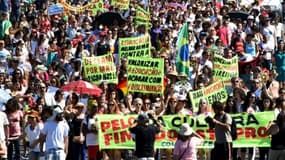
left=23, top=110, right=43, bottom=160
left=39, top=106, right=69, bottom=160
left=173, top=123, right=204, bottom=160
left=0, top=0, right=283, bottom=159
left=129, top=113, right=163, bottom=160
left=206, top=101, right=233, bottom=160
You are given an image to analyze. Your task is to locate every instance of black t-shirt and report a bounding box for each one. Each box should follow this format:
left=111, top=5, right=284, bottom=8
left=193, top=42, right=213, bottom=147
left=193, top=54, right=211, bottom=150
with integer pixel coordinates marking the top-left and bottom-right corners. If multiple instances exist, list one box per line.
left=129, top=124, right=160, bottom=158
left=271, top=115, right=285, bottom=150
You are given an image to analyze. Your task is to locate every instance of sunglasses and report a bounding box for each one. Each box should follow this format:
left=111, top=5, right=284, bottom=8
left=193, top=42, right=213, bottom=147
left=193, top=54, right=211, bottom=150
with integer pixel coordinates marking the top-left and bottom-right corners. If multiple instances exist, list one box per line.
left=135, top=103, right=142, bottom=106
left=108, top=103, right=115, bottom=106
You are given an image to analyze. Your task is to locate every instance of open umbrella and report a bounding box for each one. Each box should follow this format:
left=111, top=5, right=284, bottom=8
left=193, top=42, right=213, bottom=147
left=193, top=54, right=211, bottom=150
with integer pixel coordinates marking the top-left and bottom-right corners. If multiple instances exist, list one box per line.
left=95, top=12, right=128, bottom=27
left=227, top=11, right=250, bottom=20
left=167, top=2, right=187, bottom=10
left=61, top=80, right=102, bottom=97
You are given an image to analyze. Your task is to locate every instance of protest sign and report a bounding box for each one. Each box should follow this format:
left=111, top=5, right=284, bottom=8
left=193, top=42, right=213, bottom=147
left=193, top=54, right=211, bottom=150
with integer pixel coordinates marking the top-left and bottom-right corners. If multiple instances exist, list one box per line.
left=119, top=35, right=151, bottom=59
left=97, top=111, right=275, bottom=149
left=111, top=0, right=130, bottom=10
left=48, top=3, right=64, bottom=15
left=58, top=0, right=104, bottom=15
left=127, top=57, right=164, bottom=94
left=189, top=80, right=227, bottom=113
left=135, top=6, right=150, bottom=28
left=213, top=54, right=239, bottom=83
left=83, top=54, right=117, bottom=84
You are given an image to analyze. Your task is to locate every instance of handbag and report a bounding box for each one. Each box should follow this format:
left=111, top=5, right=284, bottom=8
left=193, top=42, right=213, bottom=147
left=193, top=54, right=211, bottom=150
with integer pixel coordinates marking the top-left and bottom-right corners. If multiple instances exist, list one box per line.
left=178, top=138, right=191, bottom=160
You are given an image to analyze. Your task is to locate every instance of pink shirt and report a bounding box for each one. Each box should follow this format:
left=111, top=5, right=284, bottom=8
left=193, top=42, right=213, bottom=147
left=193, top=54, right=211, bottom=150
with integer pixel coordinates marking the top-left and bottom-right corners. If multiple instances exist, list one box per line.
left=7, top=110, right=23, bottom=137
left=173, top=137, right=203, bottom=160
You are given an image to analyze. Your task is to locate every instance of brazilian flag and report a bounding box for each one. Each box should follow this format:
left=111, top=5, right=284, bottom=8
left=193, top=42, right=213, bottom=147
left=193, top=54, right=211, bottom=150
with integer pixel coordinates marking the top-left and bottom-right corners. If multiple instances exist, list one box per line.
left=176, top=23, right=190, bottom=77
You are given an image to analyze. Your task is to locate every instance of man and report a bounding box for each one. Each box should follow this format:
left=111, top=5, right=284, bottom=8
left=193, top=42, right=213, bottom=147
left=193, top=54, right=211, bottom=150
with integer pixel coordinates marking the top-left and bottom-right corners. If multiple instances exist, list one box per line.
left=39, top=106, right=69, bottom=160
left=206, top=101, right=232, bottom=160
left=129, top=114, right=163, bottom=160
left=0, top=110, right=9, bottom=159
left=0, top=12, right=11, bottom=40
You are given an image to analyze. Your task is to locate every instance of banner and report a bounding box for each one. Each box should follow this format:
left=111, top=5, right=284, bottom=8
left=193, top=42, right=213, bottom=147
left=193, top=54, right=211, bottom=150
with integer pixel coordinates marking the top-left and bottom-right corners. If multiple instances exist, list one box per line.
left=97, top=111, right=275, bottom=149
left=127, top=57, right=164, bottom=94
left=135, top=6, right=150, bottom=28
left=58, top=0, right=104, bottom=15
left=213, top=54, right=239, bottom=83
left=48, top=3, right=64, bottom=15
left=83, top=54, right=117, bottom=84
left=189, top=80, right=227, bottom=113
left=119, top=35, right=151, bottom=59
left=111, top=0, right=130, bottom=10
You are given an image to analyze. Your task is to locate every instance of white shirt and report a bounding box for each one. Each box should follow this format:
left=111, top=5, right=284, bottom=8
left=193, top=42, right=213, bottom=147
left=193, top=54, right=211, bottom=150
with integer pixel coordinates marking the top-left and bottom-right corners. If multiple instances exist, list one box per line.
left=25, top=123, right=44, bottom=152
left=83, top=116, right=98, bottom=146
left=41, top=120, right=69, bottom=150
left=0, top=111, right=9, bottom=141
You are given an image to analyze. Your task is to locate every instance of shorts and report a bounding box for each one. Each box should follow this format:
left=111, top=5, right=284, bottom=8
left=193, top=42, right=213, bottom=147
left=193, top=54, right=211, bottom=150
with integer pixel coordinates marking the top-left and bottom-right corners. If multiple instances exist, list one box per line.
left=29, top=151, right=41, bottom=159
left=87, top=145, right=99, bottom=160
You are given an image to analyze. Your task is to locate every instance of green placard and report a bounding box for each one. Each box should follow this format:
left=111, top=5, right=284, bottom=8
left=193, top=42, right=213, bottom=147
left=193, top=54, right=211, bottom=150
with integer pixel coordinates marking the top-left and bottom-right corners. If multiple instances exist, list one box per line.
left=119, top=35, right=151, bottom=59
left=83, top=54, right=117, bottom=84
left=111, top=0, right=130, bottom=10
left=189, top=80, right=228, bottom=113
left=135, top=6, right=150, bottom=28
left=213, top=54, right=239, bottom=83
left=127, top=57, right=164, bottom=94
left=97, top=111, right=275, bottom=149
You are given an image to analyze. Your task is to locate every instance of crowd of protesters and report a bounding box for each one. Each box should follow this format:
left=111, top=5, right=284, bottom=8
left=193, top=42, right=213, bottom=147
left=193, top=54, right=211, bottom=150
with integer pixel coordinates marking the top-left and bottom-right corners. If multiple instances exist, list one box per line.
left=0, top=0, right=284, bottom=160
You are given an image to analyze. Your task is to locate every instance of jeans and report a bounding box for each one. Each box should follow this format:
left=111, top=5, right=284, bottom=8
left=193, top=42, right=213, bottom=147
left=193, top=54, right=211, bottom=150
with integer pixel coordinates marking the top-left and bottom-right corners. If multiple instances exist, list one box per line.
left=138, top=158, right=155, bottom=160
left=72, top=143, right=87, bottom=160
left=7, top=139, right=20, bottom=160
left=45, top=149, right=66, bottom=160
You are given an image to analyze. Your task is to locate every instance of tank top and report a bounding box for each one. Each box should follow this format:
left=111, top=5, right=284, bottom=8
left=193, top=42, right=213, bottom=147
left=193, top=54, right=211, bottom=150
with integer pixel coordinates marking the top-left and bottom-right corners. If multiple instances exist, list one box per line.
left=96, top=42, right=110, bottom=56
left=245, top=42, right=256, bottom=56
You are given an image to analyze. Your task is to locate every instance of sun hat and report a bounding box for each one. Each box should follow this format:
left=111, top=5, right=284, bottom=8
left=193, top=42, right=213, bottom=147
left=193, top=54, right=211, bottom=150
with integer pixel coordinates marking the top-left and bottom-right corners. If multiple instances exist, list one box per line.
left=179, top=123, right=193, bottom=136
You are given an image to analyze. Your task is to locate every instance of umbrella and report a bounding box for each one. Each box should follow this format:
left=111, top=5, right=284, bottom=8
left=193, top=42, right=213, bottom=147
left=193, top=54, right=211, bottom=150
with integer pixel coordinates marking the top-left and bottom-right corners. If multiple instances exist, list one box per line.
left=61, top=80, right=102, bottom=97
left=167, top=2, right=187, bottom=10
left=95, top=12, right=128, bottom=27
left=227, top=11, right=250, bottom=20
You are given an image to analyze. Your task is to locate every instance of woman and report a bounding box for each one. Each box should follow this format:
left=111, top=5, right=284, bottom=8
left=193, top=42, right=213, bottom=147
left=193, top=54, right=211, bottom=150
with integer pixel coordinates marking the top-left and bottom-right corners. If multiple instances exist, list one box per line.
left=196, top=98, right=211, bottom=116
left=224, top=96, right=238, bottom=114
left=71, top=103, right=86, bottom=160
left=244, top=34, right=258, bottom=57
left=81, top=103, right=99, bottom=160
left=259, top=97, right=274, bottom=160
left=164, top=95, right=177, bottom=115
left=196, top=99, right=211, bottom=160
left=173, top=123, right=204, bottom=160
left=274, top=40, right=285, bottom=88
left=5, top=98, right=24, bottom=160
left=106, top=100, right=122, bottom=160
left=23, top=110, right=43, bottom=160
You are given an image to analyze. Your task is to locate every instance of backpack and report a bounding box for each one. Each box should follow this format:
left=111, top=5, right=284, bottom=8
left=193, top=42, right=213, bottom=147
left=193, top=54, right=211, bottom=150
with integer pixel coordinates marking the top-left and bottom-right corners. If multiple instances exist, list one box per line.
left=223, top=114, right=237, bottom=140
